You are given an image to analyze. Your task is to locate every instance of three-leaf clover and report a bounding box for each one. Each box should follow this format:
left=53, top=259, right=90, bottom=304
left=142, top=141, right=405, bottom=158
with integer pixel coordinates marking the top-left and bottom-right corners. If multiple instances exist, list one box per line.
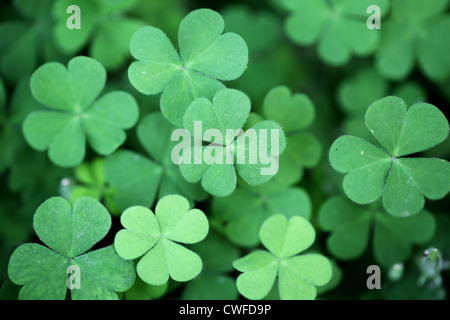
left=127, top=8, right=248, bottom=126
left=7, top=196, right=136, bottom=300
left=283, top=0, right=390, bottom=66
left=329, top=96, right=450, bottom=216
left=104, top=112, right=207, bottom=212
left=318, top=197, right=436, bottom=267
left=375, top=0, right=450, bottom=81
left=233, top=214, right=332, bottom=300
left=23, top=56, right=139, bottom=168
left=52, top=0, right=145, bottom=70
left=179, top=88, right=286, bottom=197
left=212, top=186, right=311, bottom=247
left=114, top=194, right=209, bottom=285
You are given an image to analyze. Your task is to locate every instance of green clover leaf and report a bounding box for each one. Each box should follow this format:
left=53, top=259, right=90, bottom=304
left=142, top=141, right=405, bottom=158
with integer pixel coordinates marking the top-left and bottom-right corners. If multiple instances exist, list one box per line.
left=23, top=56, right=139, bottom=168
left=283, top=0, right=390, bottom=66
left=329, top=96, right=450, bottom=216
left=318, top=197, right=436, bottom=266
left=212, top=186, right=311, bottom=247
left=375, top=0, right=450, bottom=81
left=128, top=8, right=248, bottom=126
left=104, top=112, right=207, bottom=212
left=52, top=0, right=145, bottom=70
left=179, top=88, right=286, bottom=197
left=114, top=194, right=209, bottom=285
left=7, top=196, right=135, bottom=300
left=233, top=214, right=332, bottom=300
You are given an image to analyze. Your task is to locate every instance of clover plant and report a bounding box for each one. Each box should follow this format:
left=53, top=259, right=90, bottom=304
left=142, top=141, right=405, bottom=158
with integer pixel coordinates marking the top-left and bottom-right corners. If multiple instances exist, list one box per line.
left=233, top=214, right=332, bottom=300
left=330, top=96, right=450, bottom=216
left=23, top=56, right=139, bottom=168
left=114, top=194, right=209, bottom=285
left=7, top=197, right=135, bottom=300
left=179, top=88, right=286, bottom=197
left=1, top=1, right=450, bottom=303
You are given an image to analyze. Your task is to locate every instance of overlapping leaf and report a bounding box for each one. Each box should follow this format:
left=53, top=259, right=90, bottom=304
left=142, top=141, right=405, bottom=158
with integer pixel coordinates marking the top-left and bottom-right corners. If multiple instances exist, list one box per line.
left=179, top=88, right=286, bottom=197
left=104, top=112, right=207, bottom=211
left=251, top=86, right=322, bottom=190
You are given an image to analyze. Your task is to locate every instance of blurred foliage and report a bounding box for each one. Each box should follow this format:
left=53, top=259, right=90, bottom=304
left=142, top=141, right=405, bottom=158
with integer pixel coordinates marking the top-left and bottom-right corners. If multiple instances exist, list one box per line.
left=0, top=0, right=449, bottom=300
